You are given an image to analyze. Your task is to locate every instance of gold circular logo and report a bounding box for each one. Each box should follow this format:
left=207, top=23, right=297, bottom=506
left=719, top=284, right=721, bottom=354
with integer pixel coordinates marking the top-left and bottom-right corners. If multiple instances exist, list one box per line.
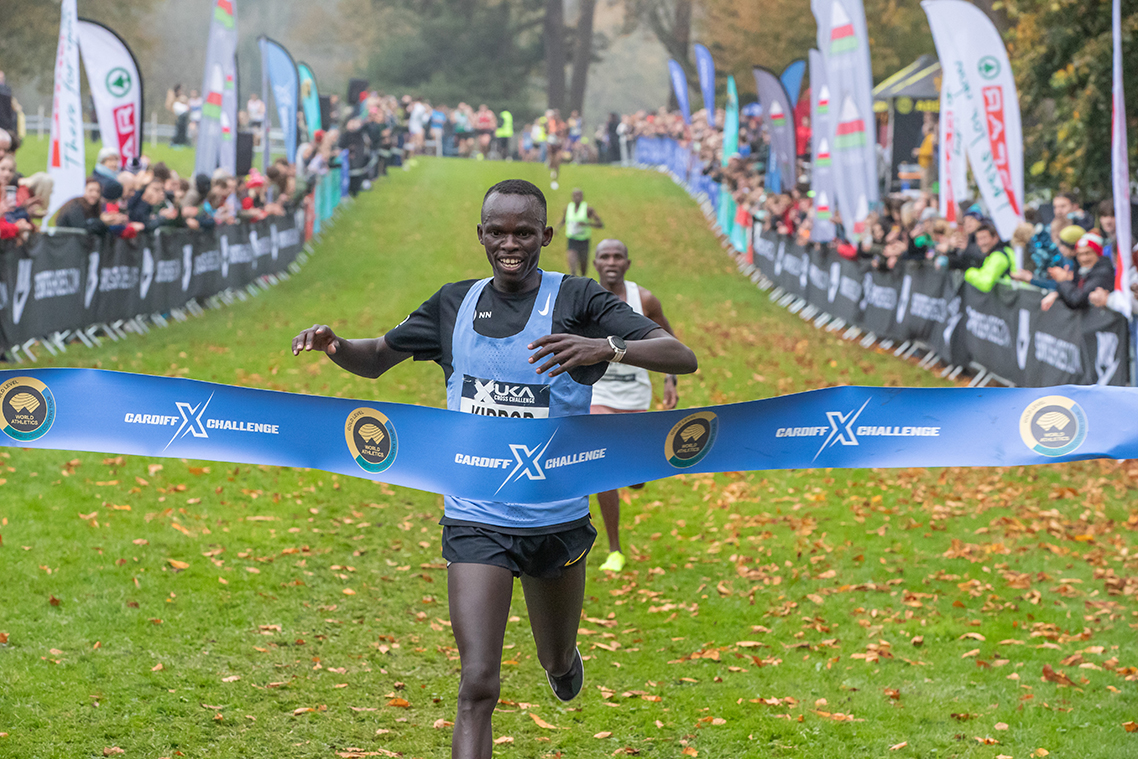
left=1019, top=395, right=1086, bottom=457
left=664, top=411, right=718, bottom=469
left=895, top=96, right=913, bottom=115
left=344, top=408, right=397, bottom=473
left=0, top=376, right=55, bottom=441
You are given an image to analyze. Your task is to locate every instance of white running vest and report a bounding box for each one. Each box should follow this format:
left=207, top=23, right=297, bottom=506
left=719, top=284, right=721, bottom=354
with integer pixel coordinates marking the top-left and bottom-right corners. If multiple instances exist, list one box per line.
left=590, top=281, right=653, bottom=410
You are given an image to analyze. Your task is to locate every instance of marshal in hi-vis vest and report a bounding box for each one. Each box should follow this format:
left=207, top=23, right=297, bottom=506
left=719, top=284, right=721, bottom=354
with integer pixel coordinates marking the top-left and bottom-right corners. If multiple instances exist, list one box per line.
left=565, top=202, right=591, bottom=241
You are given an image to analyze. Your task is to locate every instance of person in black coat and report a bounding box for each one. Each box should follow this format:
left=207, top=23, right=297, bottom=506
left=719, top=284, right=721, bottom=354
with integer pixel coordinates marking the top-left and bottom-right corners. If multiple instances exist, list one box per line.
left=1041, top=231, right=1115, bottom=311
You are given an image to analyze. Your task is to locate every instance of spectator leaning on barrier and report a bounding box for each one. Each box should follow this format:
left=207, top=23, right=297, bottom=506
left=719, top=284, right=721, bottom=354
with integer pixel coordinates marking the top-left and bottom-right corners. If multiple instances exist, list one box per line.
left=963, top=223, right=1016, bottom=293
left=1041, top=232, right=1115, bottom=312
left=1013, top=223, right=1082, bottom=290
left=56, top=177, right=110, bottom=234
left=1052, top=191, right=1093, bottom=232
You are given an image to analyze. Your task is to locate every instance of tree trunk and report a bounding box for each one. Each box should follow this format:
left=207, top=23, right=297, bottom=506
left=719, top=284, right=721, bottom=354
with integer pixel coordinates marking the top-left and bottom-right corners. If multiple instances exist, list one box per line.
left=567, top=0, right=596, bottom=115
left=665, top=0, right=692, bottom=110
left=545, top=0, right=566, bottom=110
left=970, top=0, right=1009, bottom=32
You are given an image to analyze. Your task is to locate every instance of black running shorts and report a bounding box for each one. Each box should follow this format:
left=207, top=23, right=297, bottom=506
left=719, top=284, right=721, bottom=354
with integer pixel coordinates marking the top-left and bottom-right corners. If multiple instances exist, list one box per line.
left=567, top=237, right=590, bottom=256
left=442, top=522, right=597, bottom=578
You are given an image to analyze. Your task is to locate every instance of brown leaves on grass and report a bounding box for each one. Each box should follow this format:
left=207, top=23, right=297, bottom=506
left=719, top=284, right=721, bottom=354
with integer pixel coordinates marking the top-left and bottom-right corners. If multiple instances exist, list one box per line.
left=528, top=712, right=565, bottom=729
left=1042, top=664, right=1077, bottom=687
left=386, top=698, right=410, bottom=708
left=103, top=748, right=125, bottom=756
left=1124, top=721, right=1138, bottom=733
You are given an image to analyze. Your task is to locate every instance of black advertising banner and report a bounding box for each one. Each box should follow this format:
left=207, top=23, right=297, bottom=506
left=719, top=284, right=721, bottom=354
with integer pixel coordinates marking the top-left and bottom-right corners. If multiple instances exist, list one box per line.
left=93, top=236, right=145, bottom=325
left=0, top=211, right=306, bottom=352
left=960, top=286, right=1021, bottom=381
left=749, top=227, right=1130, bottom=387
left=860, top=268, right=904, bottom=342
left=1078, top=303, right=1130, bottom=386
left=0, top=233, right=94, bottom=343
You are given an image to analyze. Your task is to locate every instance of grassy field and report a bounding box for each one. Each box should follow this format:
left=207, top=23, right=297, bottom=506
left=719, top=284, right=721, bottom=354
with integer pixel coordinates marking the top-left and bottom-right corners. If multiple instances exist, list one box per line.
left=1, top=158, right=1137, bottom=759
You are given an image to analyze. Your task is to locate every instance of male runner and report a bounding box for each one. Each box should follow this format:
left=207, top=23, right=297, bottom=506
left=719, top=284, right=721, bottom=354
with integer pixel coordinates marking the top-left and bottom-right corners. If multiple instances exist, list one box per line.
left=291, top=179, right=696, bottom=759
left=555, top=188, right=603, bottom=277
left=590, top=239, right=679, bottom=572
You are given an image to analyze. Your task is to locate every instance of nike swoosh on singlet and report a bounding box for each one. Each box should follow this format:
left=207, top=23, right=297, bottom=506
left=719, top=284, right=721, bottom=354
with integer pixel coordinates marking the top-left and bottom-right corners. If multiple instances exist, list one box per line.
left=537, top=294, right=551, bottom=316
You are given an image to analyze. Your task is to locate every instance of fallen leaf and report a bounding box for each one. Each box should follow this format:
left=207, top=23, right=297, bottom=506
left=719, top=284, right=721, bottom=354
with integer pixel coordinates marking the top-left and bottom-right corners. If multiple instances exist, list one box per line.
left=995, top=722, right=1009, bottom=731
left=493, top=737, right=514, bottom=745
left=975, top=736, right=1000, bottom=745
left=387, top=698, right=410, bottom=708
left=1033, top=750, right=1050, bottom=757
left=889, top=742, right=908, bottom=751
left=910, top=636, right=923, bottom=647
left=1125, top=722, right=1138, bottom=733
left=167, top=559, right=189, bottom=570
left=0, top=632, right=8, bottom=645
left=682, top=748, right=699, bottom=757
left=132, top=539, right=148, bottom=545
left=594, top=731, right=613, bottom=739
left=432, top=718, right=453, bottom=729
left=960, top=632, right=986, bottom=641
left=103, top=748, right=125, bottom=756
left=221, top=675, right=240, bottom=682
left=292, top=707, right=316, bottom=716
left=343, top=588, right=356, bottom=595
left=151, top=662, right=164, bottom=671
left=884, top=688, right=901, bottom=700
left=961, top=649, right=980, bottom=658
left=49, top=595, right=61, bottom=607
left=1042, top=664, right=1076, bottom=687
left=529, top=712, right=564, bottom=729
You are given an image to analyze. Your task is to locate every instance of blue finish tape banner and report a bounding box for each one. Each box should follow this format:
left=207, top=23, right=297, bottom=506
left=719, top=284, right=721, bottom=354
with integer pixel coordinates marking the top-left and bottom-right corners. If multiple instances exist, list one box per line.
left=2, top=369, right=1137, bottom=502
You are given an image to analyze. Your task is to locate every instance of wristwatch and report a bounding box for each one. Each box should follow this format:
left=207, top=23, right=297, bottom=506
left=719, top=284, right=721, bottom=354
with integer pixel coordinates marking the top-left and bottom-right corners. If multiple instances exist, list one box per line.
left=607, top=335, right=627, bottom=363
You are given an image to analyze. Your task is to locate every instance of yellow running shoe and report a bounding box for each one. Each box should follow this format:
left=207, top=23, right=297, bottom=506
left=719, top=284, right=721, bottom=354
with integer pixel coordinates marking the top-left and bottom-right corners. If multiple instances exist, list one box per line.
left=599, top=551, right=625, bottom=572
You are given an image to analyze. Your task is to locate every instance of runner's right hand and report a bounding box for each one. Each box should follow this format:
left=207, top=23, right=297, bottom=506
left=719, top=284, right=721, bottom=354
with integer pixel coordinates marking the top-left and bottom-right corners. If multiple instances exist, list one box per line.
left=292, top=324, right=339, bottom=356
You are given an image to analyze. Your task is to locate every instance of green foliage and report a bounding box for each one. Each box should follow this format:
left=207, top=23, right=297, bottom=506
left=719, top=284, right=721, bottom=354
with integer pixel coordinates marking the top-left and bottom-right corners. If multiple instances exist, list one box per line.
left=0, top=0, right=159, bottom=94
left=1007, top=0, right=1138, bottom=194
left=365, top=0, right=545, bottom=117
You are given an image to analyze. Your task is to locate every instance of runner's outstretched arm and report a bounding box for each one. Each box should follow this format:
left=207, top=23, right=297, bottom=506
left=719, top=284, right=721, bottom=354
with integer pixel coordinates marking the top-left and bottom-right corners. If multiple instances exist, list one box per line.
left=588, top=208, right=604, bottom=229
left=528, top=327, right=696, bottom=378
left=290, top=324, right=411, bottom=379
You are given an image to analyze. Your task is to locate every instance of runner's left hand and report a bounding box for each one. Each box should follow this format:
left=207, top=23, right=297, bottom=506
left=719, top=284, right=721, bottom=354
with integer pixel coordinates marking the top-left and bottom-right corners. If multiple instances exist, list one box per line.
left=528, top=334, right=611, bottom=377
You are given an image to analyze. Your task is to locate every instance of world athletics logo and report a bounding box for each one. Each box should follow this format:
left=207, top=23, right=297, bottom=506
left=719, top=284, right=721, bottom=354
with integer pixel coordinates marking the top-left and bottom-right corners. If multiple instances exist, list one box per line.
left=344, top=408, right=398, bottom=474
left=664, top=411, right=718, bottom=469
left=0, top=376, right=56, bottom=442
left=1019, top=396, right=1087, bottom=458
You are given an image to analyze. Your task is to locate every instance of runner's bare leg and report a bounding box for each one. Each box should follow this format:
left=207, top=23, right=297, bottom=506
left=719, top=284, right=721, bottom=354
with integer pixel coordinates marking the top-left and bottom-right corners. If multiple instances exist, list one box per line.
left=595, top=489, right=622, bottom=553
left=521, top=561, right=586, bottom=679
left=449, top=563, right=514, bottom=759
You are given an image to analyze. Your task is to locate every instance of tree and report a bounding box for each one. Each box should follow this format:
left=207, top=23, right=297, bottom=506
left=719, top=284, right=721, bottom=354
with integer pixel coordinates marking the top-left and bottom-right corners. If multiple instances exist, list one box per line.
left=363, top=0, right=546, bottom=116
left=567, top=0, right=598, bottom=114
left=0, top=0, right=158, bottom=96
left=545, top=0, right=567, bottom=110
left=1006, top=0, right=1138, bottom=195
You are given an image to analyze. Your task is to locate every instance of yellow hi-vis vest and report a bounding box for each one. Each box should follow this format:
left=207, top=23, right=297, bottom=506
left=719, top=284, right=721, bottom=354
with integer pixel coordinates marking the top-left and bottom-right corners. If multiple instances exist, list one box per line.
left=566, top=201, right=590, bottom=240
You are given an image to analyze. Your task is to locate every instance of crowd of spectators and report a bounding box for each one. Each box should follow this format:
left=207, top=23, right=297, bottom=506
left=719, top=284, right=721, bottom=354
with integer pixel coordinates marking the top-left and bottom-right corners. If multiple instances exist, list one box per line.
left=615, top=102, right=1138, bottom=317
left=4, top=65, right=1136, bottom=321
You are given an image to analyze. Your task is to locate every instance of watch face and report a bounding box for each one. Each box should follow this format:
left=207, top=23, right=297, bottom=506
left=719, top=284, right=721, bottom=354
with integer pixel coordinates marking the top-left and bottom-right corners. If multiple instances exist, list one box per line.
left=611, top=336, right=627, bottom=350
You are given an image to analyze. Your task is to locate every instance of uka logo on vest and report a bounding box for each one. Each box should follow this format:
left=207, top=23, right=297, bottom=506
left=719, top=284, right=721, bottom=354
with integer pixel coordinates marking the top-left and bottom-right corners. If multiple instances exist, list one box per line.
left=460, top=376, right=551, bottom=418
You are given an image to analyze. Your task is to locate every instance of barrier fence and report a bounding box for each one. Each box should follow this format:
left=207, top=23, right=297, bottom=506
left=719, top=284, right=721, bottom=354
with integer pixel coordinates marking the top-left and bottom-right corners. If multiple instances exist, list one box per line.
left=635, top=135, right=1132, bottom=388
left=0, top=166, right=346, bottom=361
